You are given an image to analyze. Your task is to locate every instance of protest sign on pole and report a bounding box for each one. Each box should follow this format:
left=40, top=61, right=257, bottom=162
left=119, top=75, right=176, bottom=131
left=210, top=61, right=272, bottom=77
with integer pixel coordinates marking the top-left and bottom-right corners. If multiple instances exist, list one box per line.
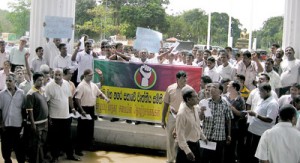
left=44, top=16, right=73, bottom=38
left=133, top=27, right=163, bottom=53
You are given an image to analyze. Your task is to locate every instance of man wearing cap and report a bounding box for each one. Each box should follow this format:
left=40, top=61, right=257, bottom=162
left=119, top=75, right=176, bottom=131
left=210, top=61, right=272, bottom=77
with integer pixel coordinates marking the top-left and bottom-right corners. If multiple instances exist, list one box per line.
left=9, top=37, right=29, bottom=72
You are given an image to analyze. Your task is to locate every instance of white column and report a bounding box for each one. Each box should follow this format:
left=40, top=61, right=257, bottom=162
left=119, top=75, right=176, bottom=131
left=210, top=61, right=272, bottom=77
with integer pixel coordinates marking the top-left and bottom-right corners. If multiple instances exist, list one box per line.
left=283, top=0, right=300, bottom=59
left=29, top=0, right=76, bottom=61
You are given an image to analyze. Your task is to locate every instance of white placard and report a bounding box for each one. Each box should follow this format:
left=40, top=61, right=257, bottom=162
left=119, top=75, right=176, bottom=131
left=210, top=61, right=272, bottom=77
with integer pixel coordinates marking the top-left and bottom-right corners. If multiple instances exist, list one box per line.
left=44, top=16, right=73, bottom=38
left=133, top=27, right=162, bottom=53
left=199, top=140, right=217, bottom=150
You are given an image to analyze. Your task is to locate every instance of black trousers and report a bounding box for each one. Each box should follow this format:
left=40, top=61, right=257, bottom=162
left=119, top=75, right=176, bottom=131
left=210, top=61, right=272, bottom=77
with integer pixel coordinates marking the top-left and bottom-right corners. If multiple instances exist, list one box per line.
left=176, top=141, right=200, bottom=163
left=1, top=127, right=25, bottom=163
left=245, top=131, right=261, bottom=163
left=76, top=106, right=95, bottom=152
left=23, top=122, right=48, bottom=163
left=48, top=118, right=74, bottom=159
left=201, top=140, right=225, bottom=163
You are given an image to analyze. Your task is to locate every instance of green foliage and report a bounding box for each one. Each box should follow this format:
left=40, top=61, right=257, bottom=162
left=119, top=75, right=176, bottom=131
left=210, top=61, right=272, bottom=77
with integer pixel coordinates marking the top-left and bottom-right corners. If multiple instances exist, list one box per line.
left=0, top=9, right=13, bottom=33
left=120, top=1, right=169, bottom=38
left=6, top=0, right=30, bottom=37
left=253, top=16, right=283, bottom=49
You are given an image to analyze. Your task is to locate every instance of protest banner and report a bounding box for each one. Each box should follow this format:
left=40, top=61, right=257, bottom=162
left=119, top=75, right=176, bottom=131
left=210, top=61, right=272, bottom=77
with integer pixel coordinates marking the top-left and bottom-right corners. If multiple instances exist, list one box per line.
left=44, top=16, right=73, bottom=38
left=94, top=60, right=202, bottom=123
left=133, top=27, right=162, bottom=53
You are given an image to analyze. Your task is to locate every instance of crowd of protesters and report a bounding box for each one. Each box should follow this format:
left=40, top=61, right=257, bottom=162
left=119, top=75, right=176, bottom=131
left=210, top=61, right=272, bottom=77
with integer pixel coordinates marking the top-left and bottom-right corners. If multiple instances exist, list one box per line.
left=0, top=35, right=300, bottom=163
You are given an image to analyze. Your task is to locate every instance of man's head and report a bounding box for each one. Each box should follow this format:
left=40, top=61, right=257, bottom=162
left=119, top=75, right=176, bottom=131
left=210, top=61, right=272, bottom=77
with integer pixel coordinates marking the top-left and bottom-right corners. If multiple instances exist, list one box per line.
left=35, top=47, right=44, bottom=58
left=58, top=43, right=67, bottom=55
left=63, top=68, right=73, bottom=81
left=15, top=69, right=25, bottom=83
left=176, top=71, right=187, bottom=88
left=291, top=95, right=300, bottom=111
left=33, top=72, right=44, bottom=88
left=242, top=51, right=252, bottom=66
left=53, top=38, right=62, bottom=47
left=6, top=73, right=16, bottom=90
left=205, top=83, right=212, bottom=98
left=186, top=53, right=194, bottom=65
left=139, top=49, right=149, bottom=62
left=201, top=76, right=212, bottom=89
left=210, top=82, right=223, bottom=98
left=271, top=43, right=280, bottom=54
left=236, top=74, right=246, bottom=86
left=258, top=73, right=270, bottom=85
left=275, top=48, right=284, bottom=59
left=196, top=50, right=203, bottom=61
left=279, top=104, right=297, bottom=125
left=285, top=46, right=295, bottom=60
left=3, top=60, right=11, bottom=71
left=203, top=50, right=211, bottom=61
left=182, top=87, right=199, bottom=106
left=221, top=78, right=231, bottom=94
left=83, top=69, right=93, bottom=82
left=258, top=83, right=272, bottom=99
left=290, top=83, right=300, bottom=98
left=53, top=68, right=63, bottom=84
left=85, top=41, right=92, bottom=54
left=227, top=80, right=241, bottom=93
left=19, top=37, right=27, bottom=48
left=265, top=58, right=274, bottom=72
left=116, top=43, right=123, bottom=52
left=218, top=50, right=229, bottom=64
left=0, top=40, right=5, bottom=52
left=206, top=56, right=216, bottom=70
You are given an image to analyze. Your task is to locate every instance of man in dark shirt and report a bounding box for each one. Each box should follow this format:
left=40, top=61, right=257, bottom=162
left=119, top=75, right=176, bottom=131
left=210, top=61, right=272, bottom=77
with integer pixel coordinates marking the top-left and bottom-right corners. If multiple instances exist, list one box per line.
left=24, top=72, right=49, bottom=163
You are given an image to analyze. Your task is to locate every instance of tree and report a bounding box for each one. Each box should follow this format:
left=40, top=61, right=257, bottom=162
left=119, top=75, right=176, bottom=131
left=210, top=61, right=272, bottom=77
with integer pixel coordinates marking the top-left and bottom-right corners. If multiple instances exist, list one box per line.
left=6, top=0, right=31, bottom=37
left=75, top=0, right=97, bottom=38
left=253, top=16, right=283, bottom=49
left=0, top=9, right=13, bottom=34
left=120, top=1, right=169, bottom=38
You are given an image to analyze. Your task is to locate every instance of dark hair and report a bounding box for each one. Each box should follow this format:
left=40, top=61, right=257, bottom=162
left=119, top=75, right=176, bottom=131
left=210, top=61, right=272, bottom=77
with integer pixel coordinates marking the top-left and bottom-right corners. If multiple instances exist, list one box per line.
left=207, top=56, right=215, bottom=62
left=83, top=69, right=93, bottom=76
left=260, top=73, right=270, bottom=81
left=187, top=53, right=194, bottom=59
left=85, top=41, right=92, bottom=47
left=176, top=71, right=187, bottom=79
left=279, top=104, right=296, bottom=121
left=266, top=58, right=274, bottom=65
left=291, top=95, right=300, bottom=105
left=0, top=40, right=5, bottom=44
left=243, top=51, right=251, bottom=58
left=225, top=47, right=232, bottom=52
left=236, top=74, right=246, bottom=82
left=7, top=73, right=16, bottom=81
left=218, top=49, right=228, bottom=57
left=35, top=47, right=43, bottom=53
left=291, top=83, right=300, bottom=90
left=201, top=76, right=212, bottom=84
left=33, top=72, right=44, bottom=83
left=259, top=83, right=272, bottom=92
left=116, top=43, right=123, bottom=49
left=231, top=80, right=241, bottom=92
left=58, top=43, right=66, bottom=50
left=221, top=78, right=230, bottom=84
left=204, top=50, right=211, bottom=55
left=63, top=68, right=71, bottom=75
left=182, top=87, right=194, bottom=102
left=272, top=43, right=280, bottom=48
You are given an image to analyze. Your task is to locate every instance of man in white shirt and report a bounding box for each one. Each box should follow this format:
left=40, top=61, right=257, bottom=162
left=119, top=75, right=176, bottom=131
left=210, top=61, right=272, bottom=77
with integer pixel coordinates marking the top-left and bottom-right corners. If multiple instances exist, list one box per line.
left=53, top=43, right=76, bottom=71
left=278, top=83, right=300, bottom=108
left=176, top=87, right=207, bottom=163
left=264, top=58, right=282, bottom=94
left=0, top=40, right=9, bottom=70
left=45, top=68, right=80, bottom=162
left=246, top=73, right=278, bottom=111
left=217, top=50, right=236, bottom=80
left=246, top=83, right=279, bottom=163
left=255, top=104, right=300, bottom=163
left=9, top=37, right=28, bottom=72
left=236, top=51, right=263, bottom=91
left=203, top=56, right=220, bottom=82
left=44, top=38, right=61, bottom=69
left=71, top=41, right=97, bottom=84
left=280, top=46, right=300, bottom=96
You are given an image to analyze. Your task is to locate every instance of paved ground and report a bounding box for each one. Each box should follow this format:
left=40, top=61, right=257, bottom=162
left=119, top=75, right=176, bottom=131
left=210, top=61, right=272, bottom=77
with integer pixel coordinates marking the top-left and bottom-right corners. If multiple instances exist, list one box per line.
left=6, top=144, right=167, bottom=163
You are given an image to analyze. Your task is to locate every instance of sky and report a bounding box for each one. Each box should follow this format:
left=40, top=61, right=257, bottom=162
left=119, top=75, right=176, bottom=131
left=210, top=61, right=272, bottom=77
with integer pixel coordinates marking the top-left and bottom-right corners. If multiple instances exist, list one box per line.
left=0, top=0, right=285, bottom=30
left=167, top=0, right=285, bottom=30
